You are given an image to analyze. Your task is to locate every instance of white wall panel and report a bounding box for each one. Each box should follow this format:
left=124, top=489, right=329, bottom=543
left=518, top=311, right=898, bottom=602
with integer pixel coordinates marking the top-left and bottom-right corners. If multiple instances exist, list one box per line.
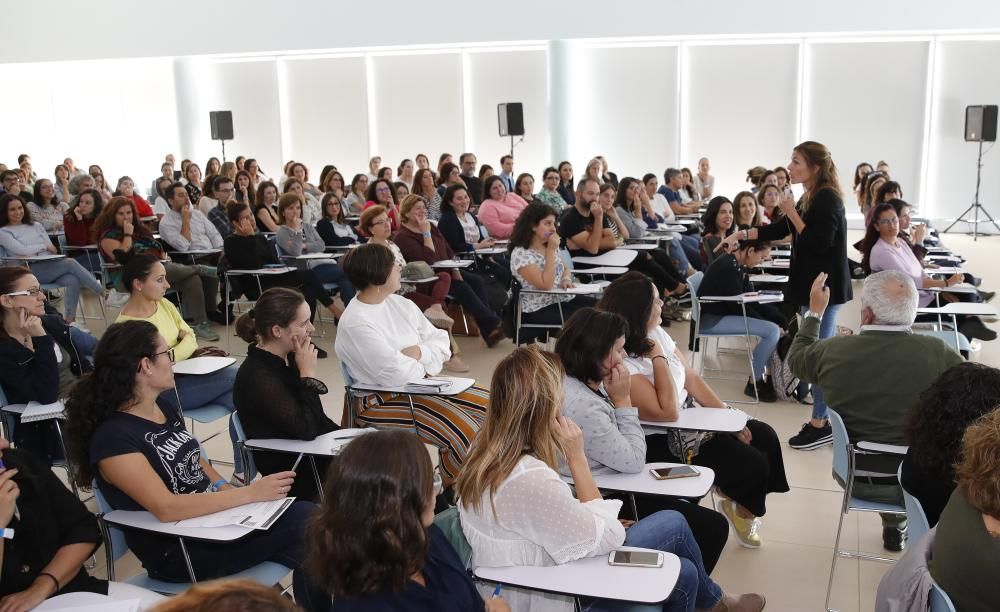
left=466, top=49, right=550, bottom=183
left=281, top=56, right=370, bottom=179
left=803, top=41, right=929, bottom=209
left=371, top=52, right=464, bottom=173
left=684, top=43, right=799, bottom=200
left=577, top=45, right=679, bottom=181
left=926, top=40, right=1000, bottom=222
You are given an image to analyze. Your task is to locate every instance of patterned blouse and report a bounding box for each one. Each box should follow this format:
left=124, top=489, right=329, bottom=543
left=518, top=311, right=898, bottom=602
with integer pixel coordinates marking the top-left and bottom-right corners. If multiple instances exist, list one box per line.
left=510, top=246, right=574, bottom=313
left=535, top=189, right=568, bottom=212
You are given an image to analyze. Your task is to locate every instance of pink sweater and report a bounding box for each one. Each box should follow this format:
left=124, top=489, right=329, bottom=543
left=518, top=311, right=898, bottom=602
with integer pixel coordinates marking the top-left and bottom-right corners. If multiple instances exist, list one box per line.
left=477, top=194, right=528, bottom=239
left=869, top=238, right=933, bottom=306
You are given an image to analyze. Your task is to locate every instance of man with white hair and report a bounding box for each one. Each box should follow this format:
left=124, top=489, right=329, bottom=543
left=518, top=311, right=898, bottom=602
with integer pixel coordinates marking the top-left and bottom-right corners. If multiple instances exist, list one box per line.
left=788, top=270, right=963, bottom=551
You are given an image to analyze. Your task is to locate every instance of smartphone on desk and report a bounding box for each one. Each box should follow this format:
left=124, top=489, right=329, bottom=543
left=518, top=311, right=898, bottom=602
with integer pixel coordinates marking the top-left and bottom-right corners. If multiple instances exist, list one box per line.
left=608, top=550, right=664, bottom=568
left=649, top=465, right=700, bottom=480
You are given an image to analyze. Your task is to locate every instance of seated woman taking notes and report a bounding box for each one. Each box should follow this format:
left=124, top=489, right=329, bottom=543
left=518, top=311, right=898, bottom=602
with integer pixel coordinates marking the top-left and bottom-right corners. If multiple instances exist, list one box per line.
left=64, top=321, right=327, bottom=611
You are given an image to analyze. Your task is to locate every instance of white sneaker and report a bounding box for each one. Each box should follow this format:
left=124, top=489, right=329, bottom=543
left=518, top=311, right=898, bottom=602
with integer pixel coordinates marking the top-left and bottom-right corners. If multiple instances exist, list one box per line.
left=105, top=290, right=129, bottom=308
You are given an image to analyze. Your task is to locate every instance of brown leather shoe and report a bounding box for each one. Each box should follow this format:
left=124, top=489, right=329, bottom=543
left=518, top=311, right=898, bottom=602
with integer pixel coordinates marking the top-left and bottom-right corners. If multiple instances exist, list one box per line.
left=484, top=327, right=507, bottom=348
left=704, top=593, right=766, bottom=612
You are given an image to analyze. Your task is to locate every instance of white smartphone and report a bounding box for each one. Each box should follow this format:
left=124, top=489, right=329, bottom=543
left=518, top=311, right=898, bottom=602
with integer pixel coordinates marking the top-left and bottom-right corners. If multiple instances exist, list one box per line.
left=608, top=550, right=664, bottom=568
left=649, top=465, right=700, bottom=480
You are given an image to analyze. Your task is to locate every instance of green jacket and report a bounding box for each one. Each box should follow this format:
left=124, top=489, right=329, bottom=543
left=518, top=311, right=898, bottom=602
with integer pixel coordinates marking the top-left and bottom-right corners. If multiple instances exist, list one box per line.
left=789, top=317, right=963, bottom=473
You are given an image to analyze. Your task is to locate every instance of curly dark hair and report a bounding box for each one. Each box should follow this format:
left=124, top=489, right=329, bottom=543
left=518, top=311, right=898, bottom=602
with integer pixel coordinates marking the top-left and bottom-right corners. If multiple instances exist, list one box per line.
left=596, top=271, right=656, bottom=357
left=306, top=430, right=433, bottom=597
left=507, top=202, right=558, bottom=252
left=65, top=320, right=161, bottom=488
left=905, top=362, right=1000, bottom=480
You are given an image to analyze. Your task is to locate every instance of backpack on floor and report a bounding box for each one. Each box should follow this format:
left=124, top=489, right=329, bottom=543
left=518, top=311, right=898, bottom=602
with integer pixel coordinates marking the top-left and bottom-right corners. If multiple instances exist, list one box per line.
left=768, top=321, right=800, bottom=402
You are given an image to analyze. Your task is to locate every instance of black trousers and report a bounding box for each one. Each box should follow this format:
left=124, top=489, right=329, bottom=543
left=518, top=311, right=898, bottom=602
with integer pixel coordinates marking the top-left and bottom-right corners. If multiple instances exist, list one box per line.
left=451, top=271, right=501, bottom=335
left=646, top=419, right=790, bottom=517
left=628, top=249, right=685, bottom=293
left=516, top=295, right=598, bottom=344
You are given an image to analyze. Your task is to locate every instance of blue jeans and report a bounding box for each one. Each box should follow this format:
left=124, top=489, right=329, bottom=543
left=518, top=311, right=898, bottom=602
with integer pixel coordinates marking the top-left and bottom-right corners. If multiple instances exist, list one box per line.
left=311, top=262, right=356, bottom=303
left=799, top=303, right=842, bottom=420
left=666, top=239, right=693, bottom=275
left=158, top=364, right=243, bottom=474
left=69, top=326, right=97, bottom=366
left=679, top=235, right=703, bottom=271
left=584, top=511, right=723, bottom=612
left=31, top=259, right=104, bottom=320
left=700, top=314, right=781, bottom=382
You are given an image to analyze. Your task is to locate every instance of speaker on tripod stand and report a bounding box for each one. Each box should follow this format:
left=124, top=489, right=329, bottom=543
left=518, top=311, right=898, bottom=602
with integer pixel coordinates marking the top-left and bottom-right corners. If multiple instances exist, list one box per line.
left=945, top=105, right=999, bottom=240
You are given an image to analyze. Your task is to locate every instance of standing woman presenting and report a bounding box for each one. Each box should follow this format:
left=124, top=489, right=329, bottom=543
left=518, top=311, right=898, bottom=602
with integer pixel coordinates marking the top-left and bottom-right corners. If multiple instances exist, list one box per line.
left=718, top=141, right=852, bottom=451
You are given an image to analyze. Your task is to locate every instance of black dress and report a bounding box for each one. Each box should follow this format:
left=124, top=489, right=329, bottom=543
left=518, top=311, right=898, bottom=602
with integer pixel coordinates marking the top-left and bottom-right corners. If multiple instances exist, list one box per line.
left=756, top=187, right=852, bottom=308
left=233, top=344, right=338, bottom=500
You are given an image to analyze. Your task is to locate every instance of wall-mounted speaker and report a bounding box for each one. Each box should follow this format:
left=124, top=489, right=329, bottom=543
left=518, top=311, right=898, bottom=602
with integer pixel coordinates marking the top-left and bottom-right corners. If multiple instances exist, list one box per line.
left=210, top=110, right=234, bottom=141
left=498, top=102, right=524, bottom=137
left=965, top=105, right=997, bottom=142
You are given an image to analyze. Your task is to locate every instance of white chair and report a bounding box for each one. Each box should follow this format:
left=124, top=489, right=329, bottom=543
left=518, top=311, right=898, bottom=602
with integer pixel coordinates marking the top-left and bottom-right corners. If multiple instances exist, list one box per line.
left=562, top=462, right=716, bottom=520
left=825, top=409, right=907, bottom=612
left=94, top=485, right=293, bottom=595
left=686, top=271, right=767, bottom=403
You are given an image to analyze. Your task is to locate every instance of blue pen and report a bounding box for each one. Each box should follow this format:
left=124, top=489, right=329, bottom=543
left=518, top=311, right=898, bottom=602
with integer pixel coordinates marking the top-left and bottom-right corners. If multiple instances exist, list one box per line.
left=492, top=583, right=503, bottom=599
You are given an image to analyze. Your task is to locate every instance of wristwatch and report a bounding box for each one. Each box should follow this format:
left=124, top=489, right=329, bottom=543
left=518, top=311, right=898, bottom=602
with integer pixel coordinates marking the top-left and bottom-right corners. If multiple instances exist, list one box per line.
left=803, top=310, right=822, bottom=321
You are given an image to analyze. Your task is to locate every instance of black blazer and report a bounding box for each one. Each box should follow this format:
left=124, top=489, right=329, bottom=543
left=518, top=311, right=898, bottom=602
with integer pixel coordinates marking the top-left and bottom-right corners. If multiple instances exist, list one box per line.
left=757, top=187, right=852, bottom=307
left=437, top=210, right=486, bottom=254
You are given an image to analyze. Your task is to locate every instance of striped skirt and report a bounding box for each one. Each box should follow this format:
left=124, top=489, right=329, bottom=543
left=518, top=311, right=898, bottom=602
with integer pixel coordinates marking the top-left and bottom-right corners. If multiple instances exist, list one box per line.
left=357, top=385, right=489, bottom=478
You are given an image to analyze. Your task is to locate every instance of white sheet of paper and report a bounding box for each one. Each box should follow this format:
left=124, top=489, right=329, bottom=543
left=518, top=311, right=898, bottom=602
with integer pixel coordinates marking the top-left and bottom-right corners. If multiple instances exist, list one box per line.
left=173, top=497, right=295, bottom=530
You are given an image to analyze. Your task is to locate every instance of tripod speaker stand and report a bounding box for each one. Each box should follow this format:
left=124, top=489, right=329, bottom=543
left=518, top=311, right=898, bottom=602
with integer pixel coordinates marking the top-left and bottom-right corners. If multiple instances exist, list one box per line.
left=944, top=138, right=1000, bottom=241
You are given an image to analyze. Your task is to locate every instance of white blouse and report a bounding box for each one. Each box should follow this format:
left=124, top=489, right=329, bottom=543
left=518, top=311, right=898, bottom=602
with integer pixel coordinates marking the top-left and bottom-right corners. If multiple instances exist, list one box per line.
left=334, top=293, right=451, bottom=386
left=623, top=325, right=688, bottom=419
left=459, top=455, right=625, bottom=611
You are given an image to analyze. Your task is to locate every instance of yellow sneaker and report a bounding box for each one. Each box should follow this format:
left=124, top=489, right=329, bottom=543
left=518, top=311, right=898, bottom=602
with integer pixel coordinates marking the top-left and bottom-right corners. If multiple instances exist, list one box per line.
left=717, top=499, right=762, bottom=548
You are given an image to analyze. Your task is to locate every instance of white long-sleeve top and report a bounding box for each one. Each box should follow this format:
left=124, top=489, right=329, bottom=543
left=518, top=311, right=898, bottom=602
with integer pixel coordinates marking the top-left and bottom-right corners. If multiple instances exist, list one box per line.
left=335, top=293, right=450, bottom=386
left=158, top=207, right=224, bottom=252
left=459, top=455, right=625, bottom=611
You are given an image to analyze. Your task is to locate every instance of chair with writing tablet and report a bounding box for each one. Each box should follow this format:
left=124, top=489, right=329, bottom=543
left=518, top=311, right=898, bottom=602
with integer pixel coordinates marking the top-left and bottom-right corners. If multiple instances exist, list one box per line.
left=433, top=507, right=680, bottom=608
left=340, top=363, right=419, bottom=433
left=824, top=409, right=907, bottom=612
left=94, top=480, right=293, bottom=595
left=0, top=247, right=107, bottom=324
left=274, top=241, right=340, bottom=337
left=0, top=383, right=78, bottom=495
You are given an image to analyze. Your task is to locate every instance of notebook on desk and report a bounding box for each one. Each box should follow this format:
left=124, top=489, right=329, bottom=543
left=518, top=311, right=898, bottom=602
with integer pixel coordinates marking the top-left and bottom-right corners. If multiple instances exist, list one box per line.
left=19, top=401, right=65, bottom=423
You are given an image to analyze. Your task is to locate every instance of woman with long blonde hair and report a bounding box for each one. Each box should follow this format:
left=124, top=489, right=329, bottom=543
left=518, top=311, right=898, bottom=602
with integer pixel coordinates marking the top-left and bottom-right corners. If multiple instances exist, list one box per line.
left=718, top=141, right=852, bottom=452
left=456, top=347, right=762, bottom=612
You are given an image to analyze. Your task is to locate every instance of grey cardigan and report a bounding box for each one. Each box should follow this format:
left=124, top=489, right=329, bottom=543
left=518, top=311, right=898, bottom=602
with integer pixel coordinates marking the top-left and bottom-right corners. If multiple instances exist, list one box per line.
left=559, top=375, right=646, bottom=476
left=615, top=206, right=647, bottom=239
left=276, top=224, right=325, bottom=257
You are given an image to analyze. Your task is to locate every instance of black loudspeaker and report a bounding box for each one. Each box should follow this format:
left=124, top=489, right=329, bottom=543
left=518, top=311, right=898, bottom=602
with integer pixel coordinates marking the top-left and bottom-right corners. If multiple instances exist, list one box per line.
left=498, top=102, right=525, bottom=137
left=210, top=111, right=234, bottom=141
left=965, top=105, right=997, bottom=142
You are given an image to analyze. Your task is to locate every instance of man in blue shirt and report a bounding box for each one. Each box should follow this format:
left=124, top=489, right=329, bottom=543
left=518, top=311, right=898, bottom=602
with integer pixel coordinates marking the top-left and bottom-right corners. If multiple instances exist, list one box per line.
left=657, top=168, right=699, bottom=216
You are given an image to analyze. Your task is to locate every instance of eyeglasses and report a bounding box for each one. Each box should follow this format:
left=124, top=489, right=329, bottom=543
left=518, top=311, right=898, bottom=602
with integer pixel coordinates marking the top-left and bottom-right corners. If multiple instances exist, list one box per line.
left=877, top=218, right=899, bottom=226
left=3, top=287, right=43, bottom=298
left=375, top=187, right=391, bottom=194
left=371, top=218, right=391, bottom=226
left=150, top=348, right=176, bottom=364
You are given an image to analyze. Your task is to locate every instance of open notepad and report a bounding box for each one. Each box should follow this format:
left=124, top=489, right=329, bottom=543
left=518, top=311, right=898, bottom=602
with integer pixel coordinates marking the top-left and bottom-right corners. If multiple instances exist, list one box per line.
left=173, top=497, right=295, bottom=530
left=19, top=401, right=65, bottom=423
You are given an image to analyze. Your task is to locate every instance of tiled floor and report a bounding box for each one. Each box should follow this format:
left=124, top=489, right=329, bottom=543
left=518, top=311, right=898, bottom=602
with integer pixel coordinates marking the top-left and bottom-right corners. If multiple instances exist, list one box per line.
left=72, top=230, right=1000, bottom=610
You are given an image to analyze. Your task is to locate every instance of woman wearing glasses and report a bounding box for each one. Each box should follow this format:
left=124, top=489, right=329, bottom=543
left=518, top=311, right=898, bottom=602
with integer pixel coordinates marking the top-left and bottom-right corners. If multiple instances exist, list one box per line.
left=63, top=321, right=327, bottom=611
left=112, top=252, right=247, bottom=483
left=362, top=178, right=401, bottom=230
left=0, top=267, right=97, bottom=461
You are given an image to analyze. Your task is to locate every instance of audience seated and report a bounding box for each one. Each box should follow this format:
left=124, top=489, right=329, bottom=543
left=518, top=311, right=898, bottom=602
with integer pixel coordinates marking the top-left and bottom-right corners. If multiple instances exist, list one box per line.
left=412, top=168, right=443, bottom=220
left=697, top=239, right=787, bottom=402
left=556, top=161, right=576, bottom=207
left=678, top=168, right=702, bottom=207
left=929, top=408, right=1000, bottom=612
left=363, top=178, right=401, bottom=229
left=335, top=243, right=489, bottom=484
left=624, top=175, right=700, bottom=274
left=63, top=188, right=103, bottom=271
left=456, top=346, right=765, bottom=612
left=514, top=172, right=536, bottom=204
left=205, top=176, right=237, bottom=239
left=438, top=183, right=511, bottom=285
left=477, top=175, right=530, bottom=240
left=182, top=163, right=202, bottom=205
left=852, top=162, right=874, bottom=212
left=0, top=193, right=105, bottom=325
left=788, top=270, right=963, bottom=551
left=284, top=177, right=321, bottom=227
left=63, top=321, right=326, bottom=611
left=536, top=166, right=569, bottom=212
left=0, top=267, right=96, bottom=460
left=234, top=170, right=256, bottom=206
left=306, top=430, right=510, bottom=611
left=756, top=184, right=781, bottom=225
left=28, top=179, right=69, bottom=232
left=151, top=579, right=296, bottom=612
left=54, top=164, right=73, bottom=204
left=733, top=191, right=760, bottom=229
left=700, top=196, right=736, bottom=267
left=113, top=176, right=154, bottom=219
left=95, top=196, right=221, bottom=338
left=223, top=202, right=339, bottom=334
left=507, top=203, right=597, bottom=343
left=862, top=202, right=995, bottom=341
left=393, top=195, right=506, bottom=346
left=315, top=193, right=362, bottom=247
left=693, top=158, right=715, bottom=200
left=157, top=181, right=225, bottom=308
left=254, top=180, right=280, bottom=232
left=659, top=168, right=701, bottom=217
left=234, top=288, right=338, bottom=500
left=0, top=435, right=164, bottom=609
left=275, top=193, right=355, bottom=313
left=554, top=308, right=730, bottom=573
left=598, top=272, right=789, bottom=549
left=900, top=363, right=1000, bottom=527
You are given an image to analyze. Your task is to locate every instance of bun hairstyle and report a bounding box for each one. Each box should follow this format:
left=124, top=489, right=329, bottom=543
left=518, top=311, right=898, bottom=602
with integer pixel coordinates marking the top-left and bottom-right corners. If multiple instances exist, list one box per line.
left=114, top=250, right=161, bottom=294
left=235, top=287, right=305, bottom=344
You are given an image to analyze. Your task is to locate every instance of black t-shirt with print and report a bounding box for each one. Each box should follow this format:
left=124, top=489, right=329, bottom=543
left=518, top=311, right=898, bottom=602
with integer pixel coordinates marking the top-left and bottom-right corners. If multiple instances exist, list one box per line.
left=90, top=402, right=211, bottom=565
left=557, top=206, right=611, bottom=258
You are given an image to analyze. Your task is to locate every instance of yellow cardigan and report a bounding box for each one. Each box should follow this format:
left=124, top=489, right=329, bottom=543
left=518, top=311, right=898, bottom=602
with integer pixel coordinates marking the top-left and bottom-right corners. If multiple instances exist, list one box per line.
left=116, top=299, right=198, bottom=361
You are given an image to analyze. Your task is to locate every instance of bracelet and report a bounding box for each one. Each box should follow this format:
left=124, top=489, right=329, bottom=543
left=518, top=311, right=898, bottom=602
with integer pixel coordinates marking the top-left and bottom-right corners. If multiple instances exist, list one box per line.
left=211, top=478, right=228, bottom=492
left=37, top=571, right=60, bottom=594
left=652, top=355, right=668, bottom=363
left=0, top=527, right=13, bottom=539
left=422, top=231, right=432, bottom=238
left=123, top=233, right=133, bottom=237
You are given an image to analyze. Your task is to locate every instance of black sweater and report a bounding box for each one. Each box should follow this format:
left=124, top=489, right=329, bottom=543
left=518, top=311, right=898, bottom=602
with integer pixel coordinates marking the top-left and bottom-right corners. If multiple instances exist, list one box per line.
left=757, top=187, right=852, bottom=307
left=0, top=448, right=105, bottom=597
left=316, top=218, right=361, bottom=247
left=697, top=254, right=789, bottom=328
left=233, top=344, right=337, bottom=500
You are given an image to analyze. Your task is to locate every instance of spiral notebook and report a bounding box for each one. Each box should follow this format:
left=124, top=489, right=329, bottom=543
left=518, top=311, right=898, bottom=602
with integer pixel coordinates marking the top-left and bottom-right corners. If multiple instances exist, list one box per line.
left=19, top=400, right=66, bottom=423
